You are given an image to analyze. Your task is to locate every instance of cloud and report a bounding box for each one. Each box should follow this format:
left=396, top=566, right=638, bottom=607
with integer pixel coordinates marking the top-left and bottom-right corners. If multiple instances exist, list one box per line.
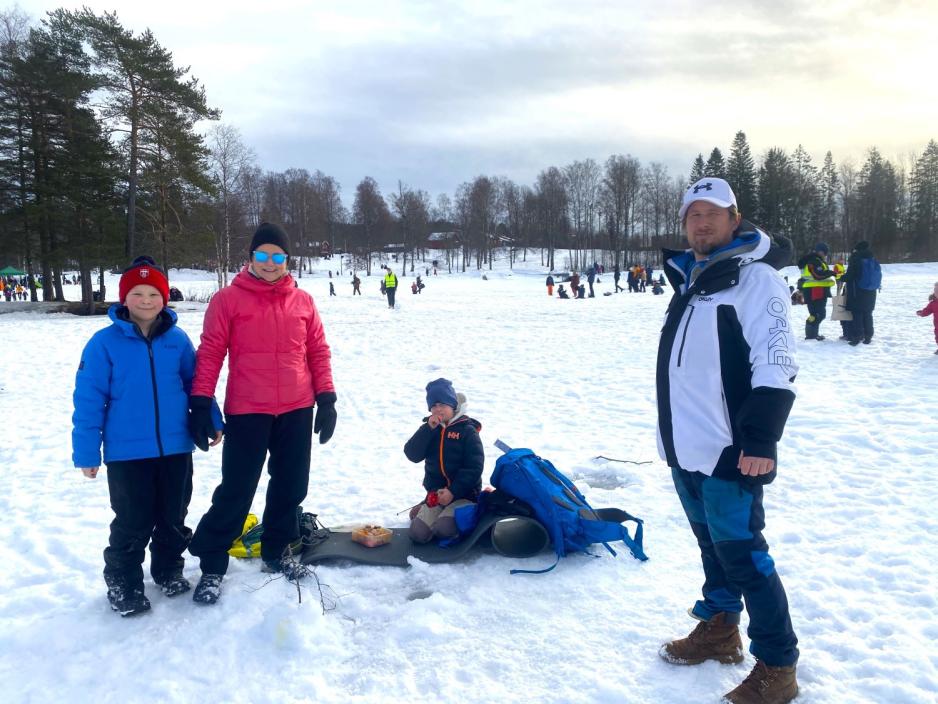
left=15, top=0, right=938, bottom=200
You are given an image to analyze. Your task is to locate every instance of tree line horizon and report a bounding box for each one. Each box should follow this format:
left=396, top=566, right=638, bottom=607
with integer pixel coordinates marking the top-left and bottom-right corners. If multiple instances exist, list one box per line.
left=2, top=7, right=937, bottom=305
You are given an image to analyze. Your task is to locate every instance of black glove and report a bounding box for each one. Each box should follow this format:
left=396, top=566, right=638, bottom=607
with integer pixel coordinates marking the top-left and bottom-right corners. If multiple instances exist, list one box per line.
left=313, top=392, right=337, bottom=445
left=188, top=395, right=215, bottom=452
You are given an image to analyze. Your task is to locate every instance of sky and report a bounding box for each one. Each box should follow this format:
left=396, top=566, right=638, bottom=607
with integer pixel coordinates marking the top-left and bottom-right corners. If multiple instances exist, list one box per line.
left=9, top=0, right=938, bottom=203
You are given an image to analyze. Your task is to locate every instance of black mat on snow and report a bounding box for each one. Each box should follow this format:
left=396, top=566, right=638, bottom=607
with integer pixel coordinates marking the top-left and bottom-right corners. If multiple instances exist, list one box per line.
left=300, top=507, right=631, bottom=568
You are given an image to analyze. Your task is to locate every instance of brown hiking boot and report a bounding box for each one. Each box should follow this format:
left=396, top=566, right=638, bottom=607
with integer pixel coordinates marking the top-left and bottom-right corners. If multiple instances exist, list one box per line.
left=659, top=611, right=744, bottom=665
left=722, top=660, right=799, bottom=704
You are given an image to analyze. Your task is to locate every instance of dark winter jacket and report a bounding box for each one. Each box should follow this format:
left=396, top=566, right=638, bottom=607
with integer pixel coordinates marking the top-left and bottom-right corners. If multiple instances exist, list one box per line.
left=843, top=245, right=878, bottom=313
left=657, top=221, right=798, bottom=484
left=72, top=305, right=222, bottom=468
left=404, top=402, right=484, bottom=500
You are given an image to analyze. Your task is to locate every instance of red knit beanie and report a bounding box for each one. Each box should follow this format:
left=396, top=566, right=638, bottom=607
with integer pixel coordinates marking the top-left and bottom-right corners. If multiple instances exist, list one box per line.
left=119, top=256, right=169, bottom=305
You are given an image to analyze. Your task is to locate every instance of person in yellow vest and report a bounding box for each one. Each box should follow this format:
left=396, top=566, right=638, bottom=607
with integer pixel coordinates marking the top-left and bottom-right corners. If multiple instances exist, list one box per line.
left=833, top=259, right=846, bottom=295
left=797, top=242, right=836, bottom=340
left=382, top=265, right=398, bottom=309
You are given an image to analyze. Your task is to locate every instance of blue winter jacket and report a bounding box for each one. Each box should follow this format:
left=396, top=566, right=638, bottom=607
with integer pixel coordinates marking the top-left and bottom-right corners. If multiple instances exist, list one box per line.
left=72, top=304, right=221, bottom=467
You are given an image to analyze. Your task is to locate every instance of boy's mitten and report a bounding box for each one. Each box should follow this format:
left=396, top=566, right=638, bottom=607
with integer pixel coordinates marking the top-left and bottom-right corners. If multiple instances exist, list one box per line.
left=189, top=396, right=215, bottom=451
left=313, top=392, right=337, bottom=445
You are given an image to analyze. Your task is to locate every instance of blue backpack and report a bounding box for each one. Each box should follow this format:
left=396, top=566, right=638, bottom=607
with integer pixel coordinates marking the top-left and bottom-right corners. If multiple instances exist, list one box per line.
left=491, top=445, right=647, bottom=573
left=858, top=257, right=882, bottom=290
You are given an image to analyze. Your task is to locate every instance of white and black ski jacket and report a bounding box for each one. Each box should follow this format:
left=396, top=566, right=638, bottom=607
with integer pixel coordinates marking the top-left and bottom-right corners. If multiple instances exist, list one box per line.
left=656, top=223, right=798, bottom=484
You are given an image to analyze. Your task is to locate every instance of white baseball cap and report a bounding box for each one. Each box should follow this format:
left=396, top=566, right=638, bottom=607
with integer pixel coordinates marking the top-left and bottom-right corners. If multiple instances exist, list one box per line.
left=679, top=177, right=737, bottom=220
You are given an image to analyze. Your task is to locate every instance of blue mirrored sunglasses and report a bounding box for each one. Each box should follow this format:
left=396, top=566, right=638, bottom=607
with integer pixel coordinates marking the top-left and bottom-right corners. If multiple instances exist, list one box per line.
left=253, top=251, right=287, bottom=264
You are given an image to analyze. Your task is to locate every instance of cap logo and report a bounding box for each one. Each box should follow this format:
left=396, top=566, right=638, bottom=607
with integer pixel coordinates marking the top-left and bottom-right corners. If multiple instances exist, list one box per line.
left=139, top=268, right=149, bottom=278
left=693, top=182, right=713, bottom=193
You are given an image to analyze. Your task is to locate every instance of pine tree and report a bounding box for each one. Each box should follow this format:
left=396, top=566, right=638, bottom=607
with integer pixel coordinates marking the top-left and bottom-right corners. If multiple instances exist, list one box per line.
left=789, top=145, right=820, bottom=255
left=726, top=131, right=757, bottom=217
left=705, top=148, right=726, bottom=180
left=54, top=9, right=219, bottom=259
left=689, top=153, right=705, bottom=182
left=818, top=151, right=840, bottom=253
left=857, top=147, right=899, bottom=254
left=757, top=148, right=796, bottom=241
left=910, top=139, right=938, bottom=258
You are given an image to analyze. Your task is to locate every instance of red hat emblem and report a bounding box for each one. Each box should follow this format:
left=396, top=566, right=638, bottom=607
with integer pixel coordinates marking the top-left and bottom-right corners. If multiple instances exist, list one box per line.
left=139, top=268, right=149, bottom=278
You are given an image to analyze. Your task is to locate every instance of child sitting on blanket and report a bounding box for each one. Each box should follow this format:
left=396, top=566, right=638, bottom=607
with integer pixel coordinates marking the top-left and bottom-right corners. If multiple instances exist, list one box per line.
left=403, top=378, right=484, bottom=543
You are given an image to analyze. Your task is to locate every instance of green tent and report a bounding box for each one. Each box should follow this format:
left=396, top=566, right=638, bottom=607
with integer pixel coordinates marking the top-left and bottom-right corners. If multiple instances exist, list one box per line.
left=0, top=266, right=26, bottom=276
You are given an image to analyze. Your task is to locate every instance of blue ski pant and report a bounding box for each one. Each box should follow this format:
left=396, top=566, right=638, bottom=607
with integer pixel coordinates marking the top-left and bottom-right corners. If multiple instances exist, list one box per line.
left=671, top=467, right=799, bottom=667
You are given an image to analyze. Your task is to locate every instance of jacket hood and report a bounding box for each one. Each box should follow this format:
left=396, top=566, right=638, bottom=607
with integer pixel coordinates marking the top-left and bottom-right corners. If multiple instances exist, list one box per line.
left=424, top=393, right=482, bottom=432
left=663, top=220, right=792, bottom=292
left=108, top=303, right=177, bottom=339
left=797, top=252, right=823, bottom=268
left=232, top=266, right=297, bottom=295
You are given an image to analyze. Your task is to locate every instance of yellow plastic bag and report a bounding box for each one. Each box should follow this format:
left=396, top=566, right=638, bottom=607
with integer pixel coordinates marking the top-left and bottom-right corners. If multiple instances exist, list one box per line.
left=228, top=513, right=262, bottom=558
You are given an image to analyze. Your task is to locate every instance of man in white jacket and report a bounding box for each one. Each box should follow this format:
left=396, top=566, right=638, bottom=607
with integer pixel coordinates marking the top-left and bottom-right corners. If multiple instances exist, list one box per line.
left=656, top=178, right=800, bottom=704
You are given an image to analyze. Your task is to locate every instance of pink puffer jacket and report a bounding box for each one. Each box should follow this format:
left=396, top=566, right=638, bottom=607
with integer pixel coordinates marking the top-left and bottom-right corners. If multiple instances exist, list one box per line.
left=192, top=268, right=334, bottom=415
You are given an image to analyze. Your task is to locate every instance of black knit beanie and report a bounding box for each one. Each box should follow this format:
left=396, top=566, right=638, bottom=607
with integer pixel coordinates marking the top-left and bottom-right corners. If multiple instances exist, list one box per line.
left=250, top=222, right=291, bottom=256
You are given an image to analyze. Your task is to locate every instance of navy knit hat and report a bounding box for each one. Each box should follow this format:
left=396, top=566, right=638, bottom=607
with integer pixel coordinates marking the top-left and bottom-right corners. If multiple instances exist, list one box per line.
left=250, top=222, right=291, bottom=256
left=814, top=242, right=830, bottom=255
left=426, top=378, right=457, bottom=410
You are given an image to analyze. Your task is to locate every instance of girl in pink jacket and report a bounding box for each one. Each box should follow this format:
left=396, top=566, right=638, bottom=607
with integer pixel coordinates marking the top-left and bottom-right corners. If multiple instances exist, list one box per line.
left=187, top=223, right=337, bottom=604
left=916, top=281, right=938, bottom=354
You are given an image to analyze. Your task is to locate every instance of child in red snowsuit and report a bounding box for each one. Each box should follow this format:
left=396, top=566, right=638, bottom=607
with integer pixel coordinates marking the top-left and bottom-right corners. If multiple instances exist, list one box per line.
left=915, top=282, right=938, bottom=353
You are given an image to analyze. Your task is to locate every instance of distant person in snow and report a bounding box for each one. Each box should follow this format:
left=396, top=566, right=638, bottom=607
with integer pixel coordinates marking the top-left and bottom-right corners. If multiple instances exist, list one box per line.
left=587, top=267, right=596, bottom=297
left=614, top=266, right=624, bottom=292
left=842, top=240, right=880, bottom=346
left=915, top=281, right=938, bottom=354
left=557, top=284, right=570, bottom=299
left=72, top=256, right=223, bottom=617
left=656, top=178, right=801, bottom=704
left=569, top=272, right=580, bottom=298
left=329, top=282, right=336, bottom=297
left=383, top=265, right=398, bottom=308
left=546, top=273, right=555, bottom=296
left=352, top=274, right=361, bottom=295
left=403, top=378, right=484, bottom=544
left=797, top=242, right=836, bottom=340
left=187, top=223, right=337, bottom=605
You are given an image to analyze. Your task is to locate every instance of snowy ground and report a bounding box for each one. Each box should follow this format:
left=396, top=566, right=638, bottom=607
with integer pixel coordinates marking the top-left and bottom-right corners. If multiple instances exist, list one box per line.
left=0, top=255, right=936, bottom=704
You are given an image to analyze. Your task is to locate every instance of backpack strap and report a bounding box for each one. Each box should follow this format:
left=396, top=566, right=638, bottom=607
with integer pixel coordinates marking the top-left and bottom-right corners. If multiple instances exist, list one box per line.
left=509, top=554, right=560, bottom=575
left=579, top=508, right=648, bottom=561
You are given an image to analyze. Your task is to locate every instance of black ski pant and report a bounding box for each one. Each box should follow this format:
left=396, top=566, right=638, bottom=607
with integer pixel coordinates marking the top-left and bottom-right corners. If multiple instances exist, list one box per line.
left=850, top=310, right=874, bottom=342
left=805, top=297, right=827, bottom=339
left=386, top=286, right=397, bottom=308
left=104, top=454, right=193, bottom=587
left=189, top=406, right=313, bottom=575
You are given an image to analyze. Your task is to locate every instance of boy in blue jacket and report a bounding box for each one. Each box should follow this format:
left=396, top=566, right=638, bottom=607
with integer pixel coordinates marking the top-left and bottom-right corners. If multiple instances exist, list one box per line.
left=72, top=256, right=221, bottom=617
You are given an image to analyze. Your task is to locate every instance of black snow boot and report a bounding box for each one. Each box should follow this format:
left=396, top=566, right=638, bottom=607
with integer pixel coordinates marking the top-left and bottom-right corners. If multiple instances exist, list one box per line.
left=192, top=573, right=224, bottom=605
left=154, top=569, right=191, bottom=598
left=105, top=574, right=151, bottom=617
left=262, top=556, right=310, bottom=583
